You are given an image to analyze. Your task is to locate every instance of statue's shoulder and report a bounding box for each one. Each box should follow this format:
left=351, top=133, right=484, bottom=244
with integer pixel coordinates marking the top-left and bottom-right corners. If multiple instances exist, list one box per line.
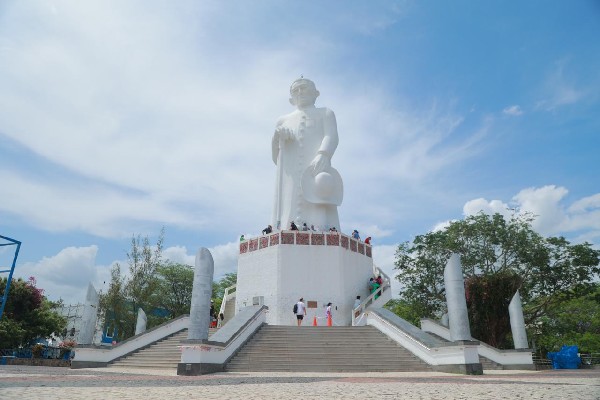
left=317, top=107, right=336, bottom=119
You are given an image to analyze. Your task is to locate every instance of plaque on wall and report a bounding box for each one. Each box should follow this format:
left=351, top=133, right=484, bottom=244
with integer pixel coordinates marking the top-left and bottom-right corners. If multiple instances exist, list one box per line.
left=307, top=301, right=318, bottom=309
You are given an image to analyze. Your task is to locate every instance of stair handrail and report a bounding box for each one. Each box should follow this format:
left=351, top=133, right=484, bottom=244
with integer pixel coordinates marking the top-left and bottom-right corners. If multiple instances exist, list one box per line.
left=373, top=263, right=391, bottom=288
left=217, top=283, right=237, bottom=327
left=352, top=264, right=391, bottom=326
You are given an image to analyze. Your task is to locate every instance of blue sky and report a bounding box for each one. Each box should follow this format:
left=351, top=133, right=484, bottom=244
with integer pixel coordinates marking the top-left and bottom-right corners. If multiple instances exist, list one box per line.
left=1, top=1, right=599, bottom=303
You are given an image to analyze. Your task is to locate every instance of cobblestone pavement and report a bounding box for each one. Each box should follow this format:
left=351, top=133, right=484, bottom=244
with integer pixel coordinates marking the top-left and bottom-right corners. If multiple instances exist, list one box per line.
left=1, top=366, right=599, bottom=399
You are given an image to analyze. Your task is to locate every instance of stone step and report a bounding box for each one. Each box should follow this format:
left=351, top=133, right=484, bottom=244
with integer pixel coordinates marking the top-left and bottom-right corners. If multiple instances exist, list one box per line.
left=226, top=365, right=432, bottom=372
left=225, top=325, right=432, bottom=372
left=232, top=353, right=419, bottom=359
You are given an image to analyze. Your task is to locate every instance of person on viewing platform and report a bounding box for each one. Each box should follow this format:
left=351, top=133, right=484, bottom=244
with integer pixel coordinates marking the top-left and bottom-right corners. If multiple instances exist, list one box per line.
left=290, top=221, right=299, bottom=231
left=364, top=236, right=371, bottom=245
left=310, top=224, right=316, bottom=231
left=262, top=225, right=273, bottom=235
left=240, top=234, right=245, bottom=241
left=329, top=226, right=337, bottom=232
left=376, top=275, right=383, bottom=286
left=368, top=278, right=375, bottom=292
left=352, top=230, right=360, bottom=240
left=302, top=223, right=309, bottom=231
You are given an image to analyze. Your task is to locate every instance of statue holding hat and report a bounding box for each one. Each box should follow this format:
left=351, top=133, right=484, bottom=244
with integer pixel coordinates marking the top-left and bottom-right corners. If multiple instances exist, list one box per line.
left=271, top=78, right=343, bottom=231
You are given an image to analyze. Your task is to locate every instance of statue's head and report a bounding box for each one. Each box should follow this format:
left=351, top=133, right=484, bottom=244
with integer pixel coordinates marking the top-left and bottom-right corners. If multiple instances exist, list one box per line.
left=289, top=78, right=319, bottom=108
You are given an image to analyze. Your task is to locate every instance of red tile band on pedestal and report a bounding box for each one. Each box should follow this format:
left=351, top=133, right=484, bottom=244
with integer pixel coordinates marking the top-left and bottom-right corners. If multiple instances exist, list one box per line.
left=260, top=237, right=269, bottom=249
left=281, top=232, right=295, bottom=245
left=327, top=233, right=340, bottom=246
left=341, top=235, right=349, bottom=249
left=311, top=233, right=324, bottom=245
left=248, top=239, right=258, bottom=252
left=296, top=232, right=310, bottom=245
left=269, top=233, right=279, bottom=246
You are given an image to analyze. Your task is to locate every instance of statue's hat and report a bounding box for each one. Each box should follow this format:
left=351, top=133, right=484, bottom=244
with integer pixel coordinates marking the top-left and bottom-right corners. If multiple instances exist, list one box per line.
left=301, top=167, right=343, bottom=206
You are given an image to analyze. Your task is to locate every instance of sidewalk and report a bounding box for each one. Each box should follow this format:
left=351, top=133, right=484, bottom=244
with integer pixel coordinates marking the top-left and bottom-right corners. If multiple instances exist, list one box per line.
left=1, top=365, right=598, bottom=399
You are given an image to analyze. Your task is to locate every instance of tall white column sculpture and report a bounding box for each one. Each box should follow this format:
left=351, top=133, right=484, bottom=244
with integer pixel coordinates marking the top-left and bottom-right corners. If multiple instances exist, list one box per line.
left=188, top=247, right=214, bottom=340
left=78, top=283, right=99, bottom=345
left=135, top=308, right=147, bottom=335
left=509, top=290, right=529, bottom=349
left=444, top=254, right=472, bottom=341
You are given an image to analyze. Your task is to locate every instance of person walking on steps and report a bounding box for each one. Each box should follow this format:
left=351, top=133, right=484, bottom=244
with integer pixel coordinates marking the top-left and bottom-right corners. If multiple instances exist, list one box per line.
left=294, top=298, right=307, bottom=326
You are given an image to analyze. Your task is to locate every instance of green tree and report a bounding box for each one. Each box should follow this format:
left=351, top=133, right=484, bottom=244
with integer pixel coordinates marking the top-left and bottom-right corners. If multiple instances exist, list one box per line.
left=99, top=229, right=164, bottom=340
left=156, top=263, right=194, bottom=317
left=125, top=228, right=164, bottom=326
left=532, top=284, right=600, bottom=354
left=0, top=277, right=66, bottom=348
left=99, top=229, right=241, bottom=341
left=98, top=263, right=129, bottom=341
left=394, top=212, right=600, bottom=349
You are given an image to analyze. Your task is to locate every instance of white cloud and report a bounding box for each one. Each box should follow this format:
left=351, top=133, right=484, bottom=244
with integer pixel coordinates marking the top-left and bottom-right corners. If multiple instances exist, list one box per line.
left=463, top=198, right=512, bottom=219
left=431, top=220, right=454, bottom=232
left=512, top=185, right=569, bottom=234
left=535, top=59, right=586, bottom=111
left=568, top=193, right=600, bottom=213
left=163, top=242, right=238, bottom=279
left=0, top=2, right=493, bottom=243
left=12, top=241, right=239, bottom=305
left=15, top=246, right=111, bottom=304
left=461, top=185, right=600, bottom=242
left=502, top=105, right=523, bottom=116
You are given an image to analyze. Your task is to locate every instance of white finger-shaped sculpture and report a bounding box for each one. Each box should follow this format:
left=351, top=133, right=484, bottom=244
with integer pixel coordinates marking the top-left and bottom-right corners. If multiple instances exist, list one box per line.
left=188, top=247, right=214, bottom=340
left=509, top=290, right=529, bottom=349
left=79, top=282, right=99, bottom=345
left=135, top=308, right=147, bottom=335
left=444, top=254, right=472, bottom=341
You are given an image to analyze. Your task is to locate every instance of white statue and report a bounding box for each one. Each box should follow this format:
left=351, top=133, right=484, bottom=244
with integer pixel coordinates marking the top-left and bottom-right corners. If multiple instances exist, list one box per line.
left=271, top=78, right=343, bottom=231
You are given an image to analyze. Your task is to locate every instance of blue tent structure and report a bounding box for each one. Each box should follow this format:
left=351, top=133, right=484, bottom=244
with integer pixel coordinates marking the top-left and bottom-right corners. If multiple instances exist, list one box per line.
left=0, top=235, right=21, bottom=321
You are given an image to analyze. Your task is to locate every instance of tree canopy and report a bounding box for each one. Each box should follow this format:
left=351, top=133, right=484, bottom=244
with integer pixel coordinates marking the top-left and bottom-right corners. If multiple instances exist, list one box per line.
left=155, top=262, right=194, bottom=317
left=0, top=277, right=66, bottom=348
left=99, top=229, right=238, bottom=342
left=392, top=212, right=600, bottom=351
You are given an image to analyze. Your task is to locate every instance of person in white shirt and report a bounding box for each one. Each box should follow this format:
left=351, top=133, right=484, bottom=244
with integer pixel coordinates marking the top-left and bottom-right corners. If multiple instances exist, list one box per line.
left=295, top=298, right=307, bottom=326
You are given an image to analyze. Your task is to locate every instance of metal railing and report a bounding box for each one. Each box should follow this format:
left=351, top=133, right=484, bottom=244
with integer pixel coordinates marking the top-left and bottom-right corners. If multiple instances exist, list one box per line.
left=217, top=284, right=237, bottom=328
left=581, top=353, right=600, bottom=366
left=351, top=264, right=391, bottom=326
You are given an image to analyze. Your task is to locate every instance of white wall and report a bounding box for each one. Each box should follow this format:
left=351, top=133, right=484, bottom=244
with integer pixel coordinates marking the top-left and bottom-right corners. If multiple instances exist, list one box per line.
left=236, top=233, right=374, bottom=325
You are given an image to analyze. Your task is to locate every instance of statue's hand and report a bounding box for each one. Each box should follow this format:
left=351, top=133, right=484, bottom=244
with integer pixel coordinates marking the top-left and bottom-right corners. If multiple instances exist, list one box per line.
left=274, top=126, right=294, bottom=142
left=310, top=153, right=331, bottom=176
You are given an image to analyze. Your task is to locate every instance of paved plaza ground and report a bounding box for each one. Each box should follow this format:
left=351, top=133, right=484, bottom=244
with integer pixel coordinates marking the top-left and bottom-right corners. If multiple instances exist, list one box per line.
left=1, top=365, right=599, bottom=399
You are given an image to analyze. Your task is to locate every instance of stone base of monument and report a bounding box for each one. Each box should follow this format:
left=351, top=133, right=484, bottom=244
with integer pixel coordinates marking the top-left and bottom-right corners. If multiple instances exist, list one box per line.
left=236, top=231, right=374, bottom=326
left=178, top=306, right=267, bottom=376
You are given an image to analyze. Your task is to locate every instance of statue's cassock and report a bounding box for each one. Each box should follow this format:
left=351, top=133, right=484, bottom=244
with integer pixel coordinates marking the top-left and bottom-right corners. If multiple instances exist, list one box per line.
left=271, top=78, right=343, bottom=231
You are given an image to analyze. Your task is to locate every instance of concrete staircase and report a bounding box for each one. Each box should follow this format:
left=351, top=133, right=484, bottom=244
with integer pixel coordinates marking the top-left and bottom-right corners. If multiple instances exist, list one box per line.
left=223, top=295, right=236, bottom=323
left=225, top=325, right=433, bottom=372
left=109, top=328, right=216, bottom=369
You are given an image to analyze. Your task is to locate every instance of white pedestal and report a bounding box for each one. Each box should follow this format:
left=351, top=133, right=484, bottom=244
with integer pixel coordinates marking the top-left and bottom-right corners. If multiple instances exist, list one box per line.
left=236, top=231, right=374, bottom=326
